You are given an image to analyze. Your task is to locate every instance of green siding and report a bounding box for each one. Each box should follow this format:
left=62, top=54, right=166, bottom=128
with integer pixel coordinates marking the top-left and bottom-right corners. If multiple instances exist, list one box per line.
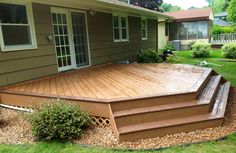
left=87, top=12, right=157, bottom=65
left=0, top=3, right=58, bottom=87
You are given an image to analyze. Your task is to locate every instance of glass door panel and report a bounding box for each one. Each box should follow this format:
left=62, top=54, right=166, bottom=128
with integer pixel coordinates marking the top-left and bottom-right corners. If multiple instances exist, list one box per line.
left=52, top=11, right=73, bottom=71
left=71, top=12, right=89, bottom=67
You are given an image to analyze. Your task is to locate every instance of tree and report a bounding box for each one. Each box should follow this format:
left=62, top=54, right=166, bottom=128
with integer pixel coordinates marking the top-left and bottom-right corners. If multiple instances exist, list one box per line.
left=223, top=0, right=231, bottom=10
left=160, top=3, right=181, bottom=12
left=130, top=0, right=163, bottom=11
left=212, top=0, right=226, bottom=13
left=227, top=0, right=236, bottom=22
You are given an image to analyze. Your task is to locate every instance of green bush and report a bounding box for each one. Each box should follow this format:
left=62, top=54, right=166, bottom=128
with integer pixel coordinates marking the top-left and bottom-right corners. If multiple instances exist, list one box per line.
left=137, top=49, right=162, bottom=63
left=232, top=24, right=236, bottom=33
left=165, top=54, right=183, bottom=63
left=212, top=25, right=233, bottom=34
left=29, top=101, right=91, bottom=141
left=159, top=43, right=175, bottom=52
left=222, top=43, right=236, bottom=59
left=192, top=41, right=211, bottom=58
left=187, top=41, right=196, bottom=50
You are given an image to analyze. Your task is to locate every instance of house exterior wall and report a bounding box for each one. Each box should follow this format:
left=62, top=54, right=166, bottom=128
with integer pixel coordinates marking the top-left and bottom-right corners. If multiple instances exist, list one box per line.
left=0, top=3, right=58, bottom=87
left=88, top=12, right=157, bottom=65
left=158, top=22, right=168, bottom=49
left=0, top=3, right=158, bottom=87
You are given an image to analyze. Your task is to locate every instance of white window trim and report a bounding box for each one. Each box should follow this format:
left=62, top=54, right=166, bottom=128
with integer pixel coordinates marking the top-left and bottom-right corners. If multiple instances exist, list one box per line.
left=141, top=17, right=148, bottom=40
left=113, top=13, right=129, bottom=42
left=0, top=1, right=37, bottom=52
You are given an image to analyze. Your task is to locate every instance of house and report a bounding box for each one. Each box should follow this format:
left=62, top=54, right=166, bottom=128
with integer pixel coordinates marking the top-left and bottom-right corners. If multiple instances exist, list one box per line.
left=214, top=12, right=232, bottom=27
left=0, top=1, right=231, bottom=142
left=164, top=8, right=214, bottom=50
left=0, top=0, right=172, bottom=87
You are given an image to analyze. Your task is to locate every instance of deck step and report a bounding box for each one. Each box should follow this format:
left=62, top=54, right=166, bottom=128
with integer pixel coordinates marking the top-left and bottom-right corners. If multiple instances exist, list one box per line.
left=108, top=72, right=230, bottom=142
left=113, top=75, right=222, bottom=126
left=118, top=113, right=223, bottom=141
left=212, top=82, right=230, bottom=117
left=118, top=113, right=220, bottom=134
left=110, top=92, right=196, bottom=112
left=198, top=75, right=222, bottom=104
left=113, top=101, right=209, bottom=126
left=117, top=81, right=230, bottom=142
left=113, top=101, right=198, bottom=117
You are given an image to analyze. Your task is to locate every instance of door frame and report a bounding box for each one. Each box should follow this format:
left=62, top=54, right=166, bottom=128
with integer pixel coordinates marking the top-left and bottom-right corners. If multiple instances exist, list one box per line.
left=70, top=9, right=91, bottom=69
left=51, top=7, right=91, bottom=72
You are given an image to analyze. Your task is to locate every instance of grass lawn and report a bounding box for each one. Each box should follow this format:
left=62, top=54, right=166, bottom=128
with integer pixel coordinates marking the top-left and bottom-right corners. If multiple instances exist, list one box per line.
left=175, top=49, right=236, bottom=87
left=1, top=134, right=236, bottom=153
left=1, top=49, right=236, bottom=153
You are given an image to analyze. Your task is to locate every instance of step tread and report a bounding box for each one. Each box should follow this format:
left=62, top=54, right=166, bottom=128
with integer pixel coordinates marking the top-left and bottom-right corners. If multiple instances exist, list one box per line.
left=198, top=75, right=221, bottom=104
left=118, top=113, right=221, bottom=134
left=212, top=82, right=230, bottom=117
left=113, top=100, right=198, bottom=117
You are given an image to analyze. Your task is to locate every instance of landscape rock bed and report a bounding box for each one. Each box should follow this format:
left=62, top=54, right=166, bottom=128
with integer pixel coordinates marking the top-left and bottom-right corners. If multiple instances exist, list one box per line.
left=0, top=88, right=236, bottom=149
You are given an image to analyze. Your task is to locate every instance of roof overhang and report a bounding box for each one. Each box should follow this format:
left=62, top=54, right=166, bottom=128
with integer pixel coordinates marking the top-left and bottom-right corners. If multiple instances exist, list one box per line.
left=29, top=0, right=173, bottom=20
left=171, top=17, right=210, bottom=22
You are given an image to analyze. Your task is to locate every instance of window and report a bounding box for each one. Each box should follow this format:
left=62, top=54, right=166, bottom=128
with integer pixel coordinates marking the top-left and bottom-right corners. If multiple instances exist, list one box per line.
left=0, top=2, right=37, bottom=51
left=187, top=22, right=198, bottom=39
left=113, top=14, right=128, bottom=42
left=197, top=21, right=208, bottom=39
left=173, top=21, right=208, bottom=40
left=141, top=18, right=147, bottom=40
left=179, top=22, right=188, bottom=40
left=165, top=22, right=169, bottom=36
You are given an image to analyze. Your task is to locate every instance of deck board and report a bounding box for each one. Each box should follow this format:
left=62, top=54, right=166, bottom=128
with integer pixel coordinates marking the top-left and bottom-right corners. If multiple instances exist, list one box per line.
left=1, top=64, right=209, bottom=102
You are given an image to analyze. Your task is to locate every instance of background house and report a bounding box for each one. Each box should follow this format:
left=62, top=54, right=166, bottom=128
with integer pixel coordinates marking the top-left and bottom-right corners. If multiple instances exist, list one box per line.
left=164, top=8, right=214, bottom=50
left=214, top=12, right=232, bottom=27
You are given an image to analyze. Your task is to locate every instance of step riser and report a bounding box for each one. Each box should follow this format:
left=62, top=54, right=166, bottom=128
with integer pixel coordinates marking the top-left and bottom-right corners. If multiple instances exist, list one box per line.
left=119, top=118, right=223, bottom=142
left=111, top=93, right=195, bottom=112
left=115, top=105, right=210, bottom=127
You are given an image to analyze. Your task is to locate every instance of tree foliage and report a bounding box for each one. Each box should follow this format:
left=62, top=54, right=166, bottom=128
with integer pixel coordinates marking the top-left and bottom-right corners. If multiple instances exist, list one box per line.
left=160, top=3, right=181, bottom=12
left=206, top=0, right=230, bottom=14
left=213, top=0, right=226, bottom=13
left=227, top=0, right=236, bottom=22
left=130, top=0, right=163, bottom=11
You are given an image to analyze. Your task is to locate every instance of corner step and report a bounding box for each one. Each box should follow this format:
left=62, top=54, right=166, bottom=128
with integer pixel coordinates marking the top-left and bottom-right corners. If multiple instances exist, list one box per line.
left=118, top=81, right=230, bottom=142
left=113, top=101, right=209, bottom=126
left=114, top=100, right=198, bottom=117
left=212, top=82, right=230, bottom=117
left=118, top=114, right=223, bottom=141
left=198, top=75, right=222, bottom=104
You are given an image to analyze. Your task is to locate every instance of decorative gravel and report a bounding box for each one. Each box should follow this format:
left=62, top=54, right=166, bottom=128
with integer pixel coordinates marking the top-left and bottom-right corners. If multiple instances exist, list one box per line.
left=0, top=110, right=34, bottom=144
left=0, top=88, right=236, bottom=150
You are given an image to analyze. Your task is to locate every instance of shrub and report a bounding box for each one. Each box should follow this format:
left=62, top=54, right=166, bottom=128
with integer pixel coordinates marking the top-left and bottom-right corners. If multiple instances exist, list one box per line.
left=159, top=42, right=175, bottom=52
left=212, top=25, right=233, bottom=34
left=187, top=41, right=196, bottom=50
left=192, top=41, right=211, bottom=58
left=222, top=43, right=236, bottom=59
left=165, top=54, right=183, bottom=63
left=29, top=101, right=91, bottom=141
left=137, top=49, right=162, bottom=63
left=232, top=24, right=236, bottom=33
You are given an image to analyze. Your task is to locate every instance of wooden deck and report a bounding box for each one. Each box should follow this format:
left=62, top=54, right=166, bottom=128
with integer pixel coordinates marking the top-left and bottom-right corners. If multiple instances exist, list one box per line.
left=0, top=64, right=231, bottom=142
left=0, top=64, right=208, bottom=102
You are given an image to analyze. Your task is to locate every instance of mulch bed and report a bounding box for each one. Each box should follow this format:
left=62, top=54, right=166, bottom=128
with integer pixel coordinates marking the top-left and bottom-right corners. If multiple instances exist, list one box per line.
left=0, top=88, right=236, bottom=149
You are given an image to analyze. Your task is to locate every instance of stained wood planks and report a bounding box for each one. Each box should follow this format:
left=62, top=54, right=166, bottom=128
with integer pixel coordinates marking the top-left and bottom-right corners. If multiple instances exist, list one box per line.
left=2, top=64, right=209, bottom=102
